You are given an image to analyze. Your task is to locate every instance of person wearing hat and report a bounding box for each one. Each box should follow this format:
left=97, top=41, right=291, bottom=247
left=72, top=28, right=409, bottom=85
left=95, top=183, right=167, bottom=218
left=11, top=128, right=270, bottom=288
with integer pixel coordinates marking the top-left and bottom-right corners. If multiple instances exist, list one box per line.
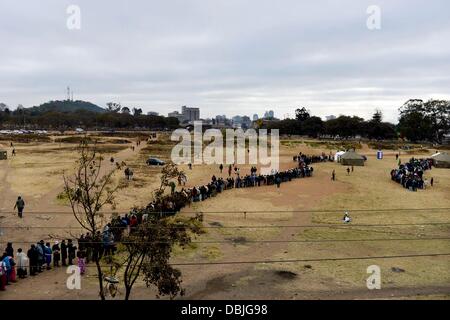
left=14, top=196, right=25, bottom=218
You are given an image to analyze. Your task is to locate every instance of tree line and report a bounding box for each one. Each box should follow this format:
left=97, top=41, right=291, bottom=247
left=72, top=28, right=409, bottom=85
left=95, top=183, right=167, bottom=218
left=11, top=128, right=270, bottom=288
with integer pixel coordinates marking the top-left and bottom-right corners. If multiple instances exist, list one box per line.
left=1, top=99, right=448, bottom=143
left=261, top=99, right=449, bottom=143
left=0, top=101, right=179, bottom=130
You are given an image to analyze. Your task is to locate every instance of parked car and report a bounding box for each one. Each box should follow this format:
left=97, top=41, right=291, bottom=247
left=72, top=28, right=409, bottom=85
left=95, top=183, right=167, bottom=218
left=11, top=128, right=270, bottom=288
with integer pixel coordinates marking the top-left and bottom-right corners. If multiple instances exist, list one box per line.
left=146, top=157, right=165, bottom=166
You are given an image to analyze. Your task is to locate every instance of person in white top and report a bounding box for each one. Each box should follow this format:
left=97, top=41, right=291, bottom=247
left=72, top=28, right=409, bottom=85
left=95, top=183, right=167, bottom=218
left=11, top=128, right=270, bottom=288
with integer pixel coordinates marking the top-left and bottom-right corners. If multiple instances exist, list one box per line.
left=343, top=212, right=351, bottom=224
left=16, top=248, right=29, bottom=278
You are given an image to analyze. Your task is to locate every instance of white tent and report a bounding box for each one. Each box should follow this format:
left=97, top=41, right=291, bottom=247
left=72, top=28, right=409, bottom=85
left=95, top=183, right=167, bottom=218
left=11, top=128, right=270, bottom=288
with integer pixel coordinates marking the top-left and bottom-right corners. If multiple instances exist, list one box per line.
left=334, top=151, right=346, bottom=162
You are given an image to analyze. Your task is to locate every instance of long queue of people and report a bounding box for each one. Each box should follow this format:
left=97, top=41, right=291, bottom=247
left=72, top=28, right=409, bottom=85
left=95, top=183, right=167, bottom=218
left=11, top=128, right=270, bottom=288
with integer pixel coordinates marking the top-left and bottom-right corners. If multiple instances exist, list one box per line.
left=108, top=163, right=316, bottom=231
left=0, top=227, right=120, bottom=292
left=1, top=240, right=75, bottom=291
left=390, top=157, right=433, bottom=191
left=103, top=163, right=316, bottom=244
left=2, top=162, right=316, bottom=291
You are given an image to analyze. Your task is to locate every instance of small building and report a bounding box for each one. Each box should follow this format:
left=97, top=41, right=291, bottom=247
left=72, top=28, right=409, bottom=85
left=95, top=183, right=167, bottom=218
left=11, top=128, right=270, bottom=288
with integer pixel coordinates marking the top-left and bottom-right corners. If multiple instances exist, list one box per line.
left=430, top=152, right=450, bottom=168
left=340, top=150, right=365, bottom=166
left=0, top=150, right=7, bottom=160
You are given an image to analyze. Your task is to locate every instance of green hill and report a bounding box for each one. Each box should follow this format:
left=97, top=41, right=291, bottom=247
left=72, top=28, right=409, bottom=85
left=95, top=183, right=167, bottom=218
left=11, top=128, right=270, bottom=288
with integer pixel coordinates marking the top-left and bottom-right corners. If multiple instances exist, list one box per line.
left=29, top=100, right=105, bottom=114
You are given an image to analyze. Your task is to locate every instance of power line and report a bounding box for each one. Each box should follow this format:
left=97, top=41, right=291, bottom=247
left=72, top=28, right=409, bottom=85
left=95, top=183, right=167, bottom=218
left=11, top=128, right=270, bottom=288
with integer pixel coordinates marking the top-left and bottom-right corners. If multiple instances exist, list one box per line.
left=1, top=222, right=450, bottom=229
left=73, top=252, right=450, bottom=268
left=4, top=237, right=450, bottom=245
left=1, top=207, right=449, bottom=215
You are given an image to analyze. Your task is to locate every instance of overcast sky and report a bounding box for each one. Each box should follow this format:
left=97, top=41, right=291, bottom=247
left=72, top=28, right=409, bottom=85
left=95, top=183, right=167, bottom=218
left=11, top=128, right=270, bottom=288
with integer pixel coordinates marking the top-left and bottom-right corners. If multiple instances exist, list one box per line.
left=0, top=0, right=449, bottom=122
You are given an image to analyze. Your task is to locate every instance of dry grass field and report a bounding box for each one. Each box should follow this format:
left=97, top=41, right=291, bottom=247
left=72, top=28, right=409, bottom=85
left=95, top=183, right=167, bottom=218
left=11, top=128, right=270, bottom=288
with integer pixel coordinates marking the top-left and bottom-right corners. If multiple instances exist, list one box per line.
left=0, top=133, right=449, bottom=300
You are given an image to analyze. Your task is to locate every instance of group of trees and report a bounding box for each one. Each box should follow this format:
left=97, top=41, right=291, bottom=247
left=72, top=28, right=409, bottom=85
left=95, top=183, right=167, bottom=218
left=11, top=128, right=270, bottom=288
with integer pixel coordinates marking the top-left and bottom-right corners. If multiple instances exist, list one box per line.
left=0, top=101, right=179, bottom=130
left=263, top=107, right=396, bottom=140
left=262, top=99, right=449, bottom=143
left=1, top=98, right=448, bottom=142
left=397, top=99, right=449, bottom=143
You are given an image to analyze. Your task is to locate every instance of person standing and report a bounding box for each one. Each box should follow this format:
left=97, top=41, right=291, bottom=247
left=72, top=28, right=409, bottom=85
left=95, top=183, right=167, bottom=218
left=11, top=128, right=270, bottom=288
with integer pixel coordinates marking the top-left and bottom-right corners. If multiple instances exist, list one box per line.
left=5, top=243, right=14, bottom=258
left=347, top=167, right=350, bottom=175
left=27, top=245, right=38, bottom=276
left=169, top=181, right=176, bottom=195
left=16, top=248, right=28, bottom=279
left=331, top=170, right=336, bottom=181
left=431, top=177, right=434, bottom=187
left=44, top=242, right=52, bottom=270
left=219, top=164, right=223, bottom=173
left=1, top=254, right=12, bottom=285
left=275, top=176, right=281, bottom=188
left=36, top=241, right=44, bottom=272
left=14, top=196, right=25, bottom=218
left=67, top=239, right=76, bottom=265
left=61, top=240, right=68, bottom=266
left=0, top=259, right=6, bottom=290
left=77, top=251, right=86, bottom=275
left=228, top=164, right=232, bottom=177
left=52, top=241, right=61, bottom=267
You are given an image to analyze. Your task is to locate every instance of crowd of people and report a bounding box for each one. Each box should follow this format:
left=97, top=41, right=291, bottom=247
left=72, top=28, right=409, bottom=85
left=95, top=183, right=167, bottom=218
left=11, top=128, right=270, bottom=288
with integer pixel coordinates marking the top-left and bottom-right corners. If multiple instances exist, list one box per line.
left=293, top=152, right=332, bottom=165
left=1, top=239, right=73, bottom=291
left=390, top=157, right=433, bottom=191
left=0, top=227, right=122, bottom=291
left=132, top=162, right=316, bottom=220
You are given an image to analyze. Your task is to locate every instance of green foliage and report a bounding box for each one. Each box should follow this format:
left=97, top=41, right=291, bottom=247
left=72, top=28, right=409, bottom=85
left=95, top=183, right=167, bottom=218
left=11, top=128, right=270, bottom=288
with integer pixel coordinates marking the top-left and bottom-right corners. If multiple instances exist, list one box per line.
left=398, top=99, right=450, bottom=143
left=119, top=212, right=204, bottom=299
left=0, top=100, right=179, bottom=130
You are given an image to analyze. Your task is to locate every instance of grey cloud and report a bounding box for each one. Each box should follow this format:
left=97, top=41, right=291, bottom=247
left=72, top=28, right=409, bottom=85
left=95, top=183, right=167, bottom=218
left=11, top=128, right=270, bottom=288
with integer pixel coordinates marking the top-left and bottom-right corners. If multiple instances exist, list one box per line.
left=0, top=0, right=449, bottom=123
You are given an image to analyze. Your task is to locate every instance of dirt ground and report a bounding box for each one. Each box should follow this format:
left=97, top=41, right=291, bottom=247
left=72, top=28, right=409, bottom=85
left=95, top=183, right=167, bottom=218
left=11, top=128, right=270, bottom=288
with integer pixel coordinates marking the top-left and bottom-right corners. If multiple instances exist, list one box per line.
left=0, top=134, right=449, bottom=300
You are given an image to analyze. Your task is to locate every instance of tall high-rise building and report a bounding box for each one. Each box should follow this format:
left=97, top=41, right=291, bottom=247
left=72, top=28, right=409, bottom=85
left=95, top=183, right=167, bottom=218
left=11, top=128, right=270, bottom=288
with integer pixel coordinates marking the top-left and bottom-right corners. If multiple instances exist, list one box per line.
left=168, top=106, right=200, bottom=123
left=181, top=106, right=200, bottom=122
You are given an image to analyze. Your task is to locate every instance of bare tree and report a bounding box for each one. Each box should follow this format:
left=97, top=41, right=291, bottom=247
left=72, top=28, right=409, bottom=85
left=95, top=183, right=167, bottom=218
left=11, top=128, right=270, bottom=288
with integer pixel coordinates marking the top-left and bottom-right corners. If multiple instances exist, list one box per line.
left=63, top=139, right=121, bottom=300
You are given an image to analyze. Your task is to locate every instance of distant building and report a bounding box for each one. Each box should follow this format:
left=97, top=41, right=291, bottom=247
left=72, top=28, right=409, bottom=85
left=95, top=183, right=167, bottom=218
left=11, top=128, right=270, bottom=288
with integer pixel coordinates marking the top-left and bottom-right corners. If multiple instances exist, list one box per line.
left=215, top=115, right=227, bottom=124
left=231, top=115, right=243, bottom=128
left=253, top=114, right=259, bottom=121
left=181, top=106, right=200, bottom=122
left=147, top=111, right=159, bottom=116
left=241, top=116, right=252, bottom=129
left=168, top=106, right=200, bottom=124
left=231, top=115, right=252, bottom=129
left=263, top=110, right=274, bottom=119
left=168, top=111, right=184, bottom=123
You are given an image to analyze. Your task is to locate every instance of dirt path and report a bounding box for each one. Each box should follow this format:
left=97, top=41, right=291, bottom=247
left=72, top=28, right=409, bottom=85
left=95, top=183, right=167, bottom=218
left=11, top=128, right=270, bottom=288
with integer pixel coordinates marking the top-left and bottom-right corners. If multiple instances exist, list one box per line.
left=0, top=140, right=145, bottom=254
